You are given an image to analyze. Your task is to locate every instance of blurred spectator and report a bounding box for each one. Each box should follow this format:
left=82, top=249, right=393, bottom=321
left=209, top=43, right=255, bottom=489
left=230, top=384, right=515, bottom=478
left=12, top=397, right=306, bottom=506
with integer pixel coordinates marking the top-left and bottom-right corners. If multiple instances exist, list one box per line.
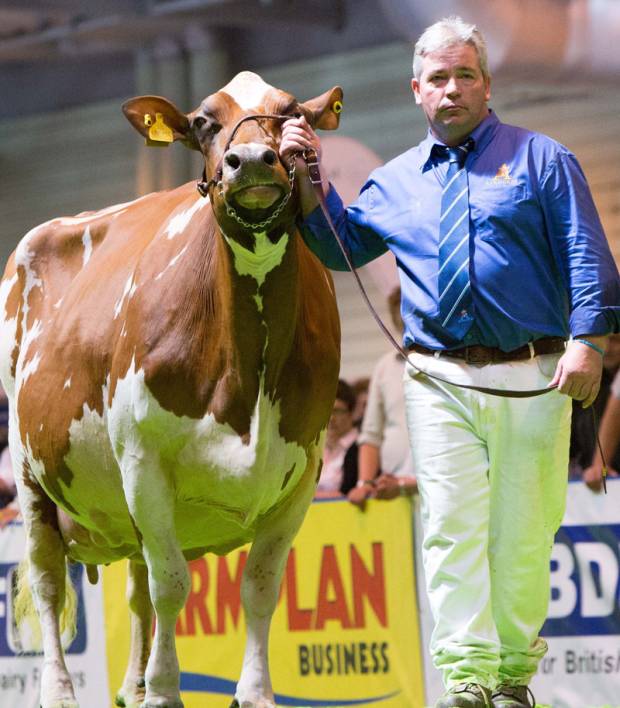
left=351, top=377, right=370, bottom=430
left=0, top=382, right=8, bottom=451
left=582, top=367, right=620, bottom=492
left=0, top=447, right=16, bottom=509
left=348, top=287, right=416, bottom=507
left=315, top=379, right=359, bottom=498
left=0, top=383, right=15, bottom=509
left=569, top=333, right=620, bottom=484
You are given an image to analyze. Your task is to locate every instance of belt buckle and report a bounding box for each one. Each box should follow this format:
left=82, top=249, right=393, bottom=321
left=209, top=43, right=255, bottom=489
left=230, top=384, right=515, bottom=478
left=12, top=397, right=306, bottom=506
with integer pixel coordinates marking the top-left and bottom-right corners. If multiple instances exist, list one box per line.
left=464, top=346, right=492, bottom=367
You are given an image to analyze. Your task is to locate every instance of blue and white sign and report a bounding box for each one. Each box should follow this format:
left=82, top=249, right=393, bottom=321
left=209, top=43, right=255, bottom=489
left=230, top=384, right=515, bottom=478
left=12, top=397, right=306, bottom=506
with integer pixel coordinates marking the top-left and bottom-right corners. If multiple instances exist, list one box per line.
left=531, top=479, right=620, bottom=708
left=0, top=518, right=110, bottom=708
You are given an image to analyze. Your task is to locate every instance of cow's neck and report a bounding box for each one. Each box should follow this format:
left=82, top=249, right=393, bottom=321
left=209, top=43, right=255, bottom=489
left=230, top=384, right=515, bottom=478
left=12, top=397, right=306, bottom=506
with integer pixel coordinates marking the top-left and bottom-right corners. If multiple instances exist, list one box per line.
left=221, top=221, right=300, bottom=386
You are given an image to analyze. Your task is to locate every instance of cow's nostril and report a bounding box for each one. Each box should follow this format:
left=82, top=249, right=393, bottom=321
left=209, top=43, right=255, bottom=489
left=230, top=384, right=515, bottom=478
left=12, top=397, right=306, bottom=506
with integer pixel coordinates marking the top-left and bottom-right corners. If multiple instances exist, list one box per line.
left=225, top=152, right=241, bottom=170
left=263, top=149, right=277, bottom=166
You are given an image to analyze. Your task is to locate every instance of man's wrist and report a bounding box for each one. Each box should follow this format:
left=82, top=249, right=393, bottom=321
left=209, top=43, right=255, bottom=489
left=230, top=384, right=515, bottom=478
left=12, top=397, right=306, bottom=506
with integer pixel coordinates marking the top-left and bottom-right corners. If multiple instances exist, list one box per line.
left=573, top=338, right=605, bottom=357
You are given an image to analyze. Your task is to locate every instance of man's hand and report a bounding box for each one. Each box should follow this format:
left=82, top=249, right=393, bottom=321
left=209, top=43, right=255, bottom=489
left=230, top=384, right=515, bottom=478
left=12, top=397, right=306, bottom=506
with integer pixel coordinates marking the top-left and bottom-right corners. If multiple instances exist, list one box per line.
left=583, top=463, right=618, bottom=493
left=549, top=339, right=605, bottom=408
left=280, top=115, right=322, bottom=161
left=280, top=116, right=329, bottom=216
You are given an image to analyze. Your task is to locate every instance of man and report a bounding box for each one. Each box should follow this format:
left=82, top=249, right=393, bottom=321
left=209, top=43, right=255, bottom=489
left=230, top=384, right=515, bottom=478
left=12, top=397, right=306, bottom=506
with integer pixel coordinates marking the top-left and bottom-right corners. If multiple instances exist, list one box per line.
left=281, top=16, right=620, bottom=708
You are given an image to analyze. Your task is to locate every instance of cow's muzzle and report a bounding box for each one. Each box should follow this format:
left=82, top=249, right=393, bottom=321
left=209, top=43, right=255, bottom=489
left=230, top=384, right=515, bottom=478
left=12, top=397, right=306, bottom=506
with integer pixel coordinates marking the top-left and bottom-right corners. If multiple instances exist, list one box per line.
left=222, top=143, right=287, bottom=211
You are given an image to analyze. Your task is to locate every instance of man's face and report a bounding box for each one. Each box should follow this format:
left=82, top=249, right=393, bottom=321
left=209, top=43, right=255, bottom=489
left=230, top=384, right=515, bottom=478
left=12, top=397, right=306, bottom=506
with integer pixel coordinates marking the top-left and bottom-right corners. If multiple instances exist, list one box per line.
left=411, top=43, right=491, bottom=146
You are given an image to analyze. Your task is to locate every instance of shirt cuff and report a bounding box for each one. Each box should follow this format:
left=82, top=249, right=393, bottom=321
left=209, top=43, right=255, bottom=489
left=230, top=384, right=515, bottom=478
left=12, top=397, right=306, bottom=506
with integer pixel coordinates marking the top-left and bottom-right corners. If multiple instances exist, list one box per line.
left=570, top=307, right=620, bottom=337
left=304, top=183, right=343, bottom=232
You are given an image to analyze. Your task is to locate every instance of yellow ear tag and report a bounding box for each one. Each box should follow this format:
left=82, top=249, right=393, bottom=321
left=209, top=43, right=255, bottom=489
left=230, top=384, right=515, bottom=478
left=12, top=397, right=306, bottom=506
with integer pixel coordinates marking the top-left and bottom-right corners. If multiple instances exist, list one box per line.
left=146, top=112, right=174, bottom=146
left=332, top=100, right=343, bottom=114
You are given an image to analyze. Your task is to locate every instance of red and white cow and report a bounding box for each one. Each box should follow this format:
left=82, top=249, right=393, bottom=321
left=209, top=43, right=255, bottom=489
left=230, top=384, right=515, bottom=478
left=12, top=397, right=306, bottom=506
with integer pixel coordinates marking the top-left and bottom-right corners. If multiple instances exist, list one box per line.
left=0, top=71, right=342, bottom=708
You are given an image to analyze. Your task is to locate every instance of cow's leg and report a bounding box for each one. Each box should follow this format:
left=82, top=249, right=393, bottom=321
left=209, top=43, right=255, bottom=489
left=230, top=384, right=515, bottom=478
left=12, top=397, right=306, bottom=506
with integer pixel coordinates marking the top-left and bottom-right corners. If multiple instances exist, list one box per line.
left=123, top=465, right=189, bottom=708
left=233, top=450, right=319, bottom=708
left=17, top=477, right=78, bottom=708
left=116, top=560, right=153, bottom=708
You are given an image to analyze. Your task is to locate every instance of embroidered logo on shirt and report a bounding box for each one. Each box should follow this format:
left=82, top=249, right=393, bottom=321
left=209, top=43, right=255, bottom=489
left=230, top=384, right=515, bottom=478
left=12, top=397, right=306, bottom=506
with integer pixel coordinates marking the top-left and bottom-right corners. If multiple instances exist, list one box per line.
left=491, top=163, right=515, bottom=184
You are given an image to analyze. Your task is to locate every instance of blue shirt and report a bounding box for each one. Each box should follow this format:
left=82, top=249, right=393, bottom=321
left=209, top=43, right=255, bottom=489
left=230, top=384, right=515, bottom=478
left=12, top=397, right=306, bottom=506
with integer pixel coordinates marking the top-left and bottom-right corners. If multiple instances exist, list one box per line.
left=301, top=111, right=620, bottom=351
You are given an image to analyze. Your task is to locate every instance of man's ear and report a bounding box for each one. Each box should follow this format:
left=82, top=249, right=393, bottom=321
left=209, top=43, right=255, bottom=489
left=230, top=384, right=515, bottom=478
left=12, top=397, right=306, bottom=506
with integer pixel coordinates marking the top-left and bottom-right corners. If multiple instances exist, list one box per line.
left=301, top=87, right=344, bottom=131
left=122, top=95, right=199, bottom=150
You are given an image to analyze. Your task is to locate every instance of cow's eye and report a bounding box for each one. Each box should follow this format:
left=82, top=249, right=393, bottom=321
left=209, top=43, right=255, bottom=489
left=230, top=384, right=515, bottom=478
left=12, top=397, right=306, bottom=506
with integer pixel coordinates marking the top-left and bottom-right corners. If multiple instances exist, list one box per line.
left=193, top=116, right=222, bottom=139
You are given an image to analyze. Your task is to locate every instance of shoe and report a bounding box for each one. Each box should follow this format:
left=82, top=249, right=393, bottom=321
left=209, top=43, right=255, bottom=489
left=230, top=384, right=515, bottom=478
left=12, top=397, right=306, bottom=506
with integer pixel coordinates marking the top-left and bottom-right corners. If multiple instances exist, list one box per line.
left=435, top=683, right=493, bottom=707
left=492, top=685, right=536, bottom=707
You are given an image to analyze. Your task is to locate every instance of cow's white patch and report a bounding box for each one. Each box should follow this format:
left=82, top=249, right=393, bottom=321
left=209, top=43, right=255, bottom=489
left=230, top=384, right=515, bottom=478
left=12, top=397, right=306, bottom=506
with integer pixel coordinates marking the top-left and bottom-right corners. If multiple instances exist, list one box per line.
left=56, top=196, right=147, bottom=226
left=15, top=318, right=43, bottom=389
left=20, top=351, right=41, bottom=383
left=82, top=226, right=93, bottom=267
left=53, top=298, right=63, bottom=309
left=221, top=71, right=271, bottom=111
left=165, top=198, right=207, bottom=240
left=223, top=230, right=288, bottom=289
left=114, top=275, right=137, bottom=319
left=154, top=244, right=189, bottom=281
left=0, top=272, right=19, bottom=393
left=106, top=358, right=308, bottom=543
left=63, top=377, right=72, bottom=390
left=14, top=224, right=45, bottom=323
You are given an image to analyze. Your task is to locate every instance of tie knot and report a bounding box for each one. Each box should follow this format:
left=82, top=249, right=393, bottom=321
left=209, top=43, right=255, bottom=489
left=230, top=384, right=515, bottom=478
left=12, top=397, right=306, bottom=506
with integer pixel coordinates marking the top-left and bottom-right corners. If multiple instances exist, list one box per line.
left=435, top=138, right=474, bottom=169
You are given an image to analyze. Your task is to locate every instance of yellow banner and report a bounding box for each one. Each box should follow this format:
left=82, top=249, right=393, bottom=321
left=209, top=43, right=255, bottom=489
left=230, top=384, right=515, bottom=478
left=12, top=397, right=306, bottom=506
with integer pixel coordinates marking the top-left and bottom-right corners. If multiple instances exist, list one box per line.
left=103, top=498, right=425, bottom=707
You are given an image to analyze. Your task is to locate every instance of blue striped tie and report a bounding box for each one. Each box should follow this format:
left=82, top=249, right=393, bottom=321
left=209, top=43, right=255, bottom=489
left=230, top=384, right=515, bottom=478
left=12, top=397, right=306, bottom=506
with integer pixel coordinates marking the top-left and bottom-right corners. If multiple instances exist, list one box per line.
left=437, top=141, right=474, bottom=338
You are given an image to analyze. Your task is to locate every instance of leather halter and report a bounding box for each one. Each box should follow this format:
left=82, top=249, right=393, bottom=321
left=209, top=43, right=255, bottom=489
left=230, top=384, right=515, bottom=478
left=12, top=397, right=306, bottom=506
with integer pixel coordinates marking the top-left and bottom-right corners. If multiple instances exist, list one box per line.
left=197, top=113, right=292, bottom=198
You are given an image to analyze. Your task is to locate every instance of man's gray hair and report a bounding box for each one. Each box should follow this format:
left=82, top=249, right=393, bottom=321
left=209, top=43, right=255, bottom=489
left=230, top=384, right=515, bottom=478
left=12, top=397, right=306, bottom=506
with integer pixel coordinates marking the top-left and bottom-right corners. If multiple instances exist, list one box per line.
left=413, top=16, right=489, bottom=80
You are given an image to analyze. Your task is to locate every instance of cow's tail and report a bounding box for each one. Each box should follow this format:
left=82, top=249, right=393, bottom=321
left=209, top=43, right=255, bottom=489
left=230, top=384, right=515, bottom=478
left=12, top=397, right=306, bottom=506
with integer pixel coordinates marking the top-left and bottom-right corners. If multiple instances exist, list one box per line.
left=12, top=558, right=78, bottom=652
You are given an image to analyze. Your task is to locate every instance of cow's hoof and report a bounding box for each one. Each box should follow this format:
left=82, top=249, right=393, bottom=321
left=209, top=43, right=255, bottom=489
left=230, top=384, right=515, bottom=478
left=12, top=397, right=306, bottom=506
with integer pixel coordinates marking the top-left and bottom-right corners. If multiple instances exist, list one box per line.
left=41, top=702, right=79, bottom=708
left=116, top=678, right=147, bottom=707
left=140, top=700, right=183, bottom=708
left=230, top=702, right=240, bottom=708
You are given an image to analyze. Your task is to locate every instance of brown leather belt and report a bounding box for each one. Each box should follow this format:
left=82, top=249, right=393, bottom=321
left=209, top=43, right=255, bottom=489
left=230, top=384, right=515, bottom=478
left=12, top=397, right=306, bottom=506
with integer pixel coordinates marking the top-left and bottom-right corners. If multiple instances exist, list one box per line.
left=408, top=337, right=566, bottom=366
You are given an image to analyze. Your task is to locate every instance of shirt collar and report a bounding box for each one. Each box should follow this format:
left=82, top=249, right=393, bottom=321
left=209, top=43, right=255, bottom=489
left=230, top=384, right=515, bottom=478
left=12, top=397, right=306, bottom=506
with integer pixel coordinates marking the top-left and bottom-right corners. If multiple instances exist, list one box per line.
left=419, top=109, right=500, bottom=172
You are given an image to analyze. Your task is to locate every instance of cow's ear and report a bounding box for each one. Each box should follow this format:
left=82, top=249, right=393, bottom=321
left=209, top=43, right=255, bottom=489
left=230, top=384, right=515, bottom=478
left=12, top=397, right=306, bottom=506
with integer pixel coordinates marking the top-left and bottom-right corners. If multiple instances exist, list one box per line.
left=301, top=87, right=343, bottom=131
left=122, top=95, right=197, bottom=148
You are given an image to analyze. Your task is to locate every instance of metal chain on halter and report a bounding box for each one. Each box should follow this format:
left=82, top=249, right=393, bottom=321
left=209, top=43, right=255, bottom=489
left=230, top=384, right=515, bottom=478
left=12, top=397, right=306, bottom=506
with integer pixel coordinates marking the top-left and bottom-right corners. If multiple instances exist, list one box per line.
left=220, top=155, right=297, bottom=230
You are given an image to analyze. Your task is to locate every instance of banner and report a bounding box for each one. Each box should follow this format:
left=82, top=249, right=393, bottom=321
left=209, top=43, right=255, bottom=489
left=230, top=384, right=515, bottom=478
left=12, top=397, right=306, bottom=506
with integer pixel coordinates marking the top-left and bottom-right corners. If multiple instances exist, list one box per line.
left=0, top=516, right=110, bottom=708
left=103, top=497, right=426, bottom=707
left=530, top=479, right=620, bottom=708
left=5, top=481, right=618, bottom=707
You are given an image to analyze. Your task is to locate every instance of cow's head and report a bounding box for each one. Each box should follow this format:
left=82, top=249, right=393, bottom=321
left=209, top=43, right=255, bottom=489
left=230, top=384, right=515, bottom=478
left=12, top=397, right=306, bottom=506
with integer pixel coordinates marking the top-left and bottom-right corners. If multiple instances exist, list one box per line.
left=123, top=72, right=342, bottom=240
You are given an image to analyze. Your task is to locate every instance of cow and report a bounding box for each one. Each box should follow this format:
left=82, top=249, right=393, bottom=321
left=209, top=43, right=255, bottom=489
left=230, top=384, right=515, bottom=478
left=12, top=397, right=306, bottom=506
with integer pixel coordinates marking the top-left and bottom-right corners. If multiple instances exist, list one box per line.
left=0, top=71, right=342, bottom=708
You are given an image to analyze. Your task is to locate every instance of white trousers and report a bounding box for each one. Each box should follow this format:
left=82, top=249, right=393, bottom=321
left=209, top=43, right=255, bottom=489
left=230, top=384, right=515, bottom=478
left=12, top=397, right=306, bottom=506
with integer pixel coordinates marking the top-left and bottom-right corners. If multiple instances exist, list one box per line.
left=403, top=352, right=572, bottom=690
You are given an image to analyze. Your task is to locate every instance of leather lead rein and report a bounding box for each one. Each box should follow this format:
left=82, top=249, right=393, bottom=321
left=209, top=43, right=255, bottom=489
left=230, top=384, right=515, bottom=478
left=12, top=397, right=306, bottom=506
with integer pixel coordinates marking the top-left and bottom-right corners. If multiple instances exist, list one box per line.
left=194, top=121, right=606, bottom=490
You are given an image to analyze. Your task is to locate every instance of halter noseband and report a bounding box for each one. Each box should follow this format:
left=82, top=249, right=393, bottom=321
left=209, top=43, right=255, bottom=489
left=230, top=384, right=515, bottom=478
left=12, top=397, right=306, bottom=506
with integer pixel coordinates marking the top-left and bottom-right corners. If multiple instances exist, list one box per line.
left=196, top=113, right=294, bottom=198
